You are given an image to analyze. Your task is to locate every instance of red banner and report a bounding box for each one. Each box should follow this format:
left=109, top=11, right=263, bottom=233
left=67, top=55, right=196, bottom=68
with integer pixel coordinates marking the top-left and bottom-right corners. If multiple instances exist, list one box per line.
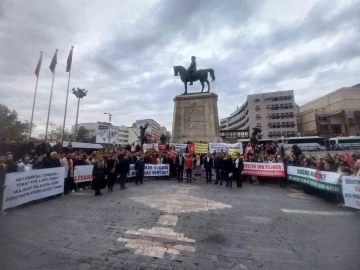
left=243, top=162, right=285, bottom=177
left=159, top=144, right=167, bottom=151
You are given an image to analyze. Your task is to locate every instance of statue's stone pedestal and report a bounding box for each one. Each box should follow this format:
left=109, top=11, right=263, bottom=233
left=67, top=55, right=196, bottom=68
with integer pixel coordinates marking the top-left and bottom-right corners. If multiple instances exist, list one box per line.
left=171, top=92, right=222, bottom=143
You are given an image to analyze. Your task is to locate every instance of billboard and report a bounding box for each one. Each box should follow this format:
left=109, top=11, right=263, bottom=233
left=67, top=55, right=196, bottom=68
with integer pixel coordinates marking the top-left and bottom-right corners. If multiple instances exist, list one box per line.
left=96, top=125, right=119, bottom=144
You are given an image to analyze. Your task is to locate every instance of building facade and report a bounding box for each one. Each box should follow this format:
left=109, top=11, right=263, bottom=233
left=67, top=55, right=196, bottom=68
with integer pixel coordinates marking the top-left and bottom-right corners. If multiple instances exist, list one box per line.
left=118, top=125, right=129, bottom=146
left=297, top=85, right=360, bottom=138
left=220, top=90, right=298, bottom=140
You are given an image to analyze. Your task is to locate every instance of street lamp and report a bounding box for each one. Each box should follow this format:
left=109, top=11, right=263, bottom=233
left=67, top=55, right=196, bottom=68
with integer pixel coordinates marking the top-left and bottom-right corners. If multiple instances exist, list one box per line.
left=104, top=112, right=112, bottom=145
left=73, top=87, right=87, bottom=142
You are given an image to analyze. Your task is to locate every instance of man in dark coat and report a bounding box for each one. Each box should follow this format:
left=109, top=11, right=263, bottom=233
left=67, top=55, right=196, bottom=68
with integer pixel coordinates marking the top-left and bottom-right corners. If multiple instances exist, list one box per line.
left=4, top=152, right=17, bottom=173
left=214, top=153, right=223, bottom=185
left=224, top=154, right=234, bottom=188
left=43, top=152, right=61, bottom=168
left=233, top=154, right=244, bottom=188
left=203, top=153, right=213, bottom=183
left=117, top=154, right=130, bottom=190
left=0, top=154, right=7, bottom=214
left=175, top=152, right=185, bottom=182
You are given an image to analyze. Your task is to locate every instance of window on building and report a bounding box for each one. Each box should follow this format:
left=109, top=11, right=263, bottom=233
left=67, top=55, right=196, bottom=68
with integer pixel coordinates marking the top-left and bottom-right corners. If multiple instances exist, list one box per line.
left=255, top=114, right=261, bottom=120
left=254, top=98, right=260, bottom=103
left=255, top=106, right=260, bottom=111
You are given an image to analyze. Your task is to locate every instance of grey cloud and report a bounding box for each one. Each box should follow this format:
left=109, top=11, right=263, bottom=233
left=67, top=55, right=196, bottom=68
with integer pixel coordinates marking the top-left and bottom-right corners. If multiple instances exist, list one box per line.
left=0, top=0, right=359, bottom=136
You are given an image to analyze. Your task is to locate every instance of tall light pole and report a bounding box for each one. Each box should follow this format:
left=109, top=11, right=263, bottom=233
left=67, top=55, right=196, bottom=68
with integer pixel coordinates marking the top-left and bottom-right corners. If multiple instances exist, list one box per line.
left=73, top=88, right=87, bottom=141
left=104, top=112, right=112, bottom=145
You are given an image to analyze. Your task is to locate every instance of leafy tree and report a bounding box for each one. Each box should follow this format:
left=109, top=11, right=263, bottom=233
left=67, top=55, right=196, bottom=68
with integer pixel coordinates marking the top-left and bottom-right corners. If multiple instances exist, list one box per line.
left=0, top=104, right=36, bottom=141
left=76, top=126, right=90, bottom=142
left=47, top=122, right=71, bottom=141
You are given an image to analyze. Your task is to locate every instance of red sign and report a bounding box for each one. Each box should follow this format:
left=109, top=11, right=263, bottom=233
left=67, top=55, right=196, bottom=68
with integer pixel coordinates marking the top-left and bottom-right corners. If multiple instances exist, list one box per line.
left=159, top=144, right=167, bottom=151
left=243, top=162, right=285, bottom=177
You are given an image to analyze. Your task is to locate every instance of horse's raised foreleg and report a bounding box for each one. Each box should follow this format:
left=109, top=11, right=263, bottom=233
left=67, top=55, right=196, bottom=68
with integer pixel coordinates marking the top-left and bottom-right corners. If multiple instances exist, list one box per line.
left=183, top=82, right=187, bottom=95
left=205, top=79, right=210, bottom=92
left=200, top=80, right=205, bottom=92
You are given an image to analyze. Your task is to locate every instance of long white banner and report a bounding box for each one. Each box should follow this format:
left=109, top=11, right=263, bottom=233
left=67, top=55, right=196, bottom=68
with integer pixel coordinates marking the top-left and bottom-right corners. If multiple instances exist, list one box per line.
left=2, top=167, right=65, bottom=210
left=208, top=143, right=242, bottom=155
left=127, top=164, right=169, bottom=177
left=287, top=166, right=341, bottom=193
left=74, top=165, right=94, bottom=183
left=342, top=176, right=360, bottom=209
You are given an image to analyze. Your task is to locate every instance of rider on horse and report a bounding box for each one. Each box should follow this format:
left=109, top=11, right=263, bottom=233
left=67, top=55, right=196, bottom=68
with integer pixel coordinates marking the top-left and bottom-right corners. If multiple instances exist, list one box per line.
left=187, top=56, right=197, bottom=85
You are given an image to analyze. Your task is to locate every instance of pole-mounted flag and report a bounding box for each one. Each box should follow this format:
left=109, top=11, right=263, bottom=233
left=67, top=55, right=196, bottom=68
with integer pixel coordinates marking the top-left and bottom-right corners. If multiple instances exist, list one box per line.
left=66, top=46, right=73, bottom=72
left=45, top=49, right=58, bottom=141
left=49, top=49, right=58, bottom=73
left=29, top=52, right=43, bottom=139
left=34, top=52, right=42, bottom=77
left=62, top=46, right=74, bottom=142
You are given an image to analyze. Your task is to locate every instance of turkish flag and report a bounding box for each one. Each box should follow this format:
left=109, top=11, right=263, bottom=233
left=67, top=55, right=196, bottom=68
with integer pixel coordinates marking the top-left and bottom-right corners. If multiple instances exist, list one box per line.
left=344, top=152, right=354, bottom=168
left=188, top=144, right=195, bottom=154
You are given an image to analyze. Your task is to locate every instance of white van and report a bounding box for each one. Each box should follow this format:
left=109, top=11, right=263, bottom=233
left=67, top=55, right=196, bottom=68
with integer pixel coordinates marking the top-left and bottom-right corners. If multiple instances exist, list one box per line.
left=329, top=137, right=360, bottom=150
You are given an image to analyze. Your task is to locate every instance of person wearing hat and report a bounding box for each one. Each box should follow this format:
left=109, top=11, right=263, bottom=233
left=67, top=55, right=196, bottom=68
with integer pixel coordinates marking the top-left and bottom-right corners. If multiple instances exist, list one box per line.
left=187, top=56, right=197, bottom=85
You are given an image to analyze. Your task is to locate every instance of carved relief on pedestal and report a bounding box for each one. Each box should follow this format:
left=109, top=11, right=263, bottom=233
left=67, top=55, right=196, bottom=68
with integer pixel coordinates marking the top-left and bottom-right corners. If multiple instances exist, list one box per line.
left=184, top=102, right=206, bottom=135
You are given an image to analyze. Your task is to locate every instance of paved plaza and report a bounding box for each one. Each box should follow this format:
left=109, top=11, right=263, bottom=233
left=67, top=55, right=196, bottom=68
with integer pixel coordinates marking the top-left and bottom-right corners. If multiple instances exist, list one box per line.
left=0, top=180, right=359, bottom=270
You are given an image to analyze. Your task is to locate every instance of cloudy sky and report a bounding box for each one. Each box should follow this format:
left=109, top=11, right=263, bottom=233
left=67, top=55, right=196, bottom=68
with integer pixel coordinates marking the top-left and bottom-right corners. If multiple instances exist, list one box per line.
left=1, top=0, right=359, bottom=136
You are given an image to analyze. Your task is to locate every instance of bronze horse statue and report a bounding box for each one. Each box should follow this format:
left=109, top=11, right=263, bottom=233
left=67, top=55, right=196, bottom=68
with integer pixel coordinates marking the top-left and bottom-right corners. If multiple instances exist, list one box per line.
left=173, top=65, right=215, bottom=94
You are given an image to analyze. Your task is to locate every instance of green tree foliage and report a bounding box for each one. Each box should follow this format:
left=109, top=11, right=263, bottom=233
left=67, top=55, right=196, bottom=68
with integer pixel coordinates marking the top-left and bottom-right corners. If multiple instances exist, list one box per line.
left=0, top=104, right=36, bottom=141
left=76, top=126, right=90, bottom=142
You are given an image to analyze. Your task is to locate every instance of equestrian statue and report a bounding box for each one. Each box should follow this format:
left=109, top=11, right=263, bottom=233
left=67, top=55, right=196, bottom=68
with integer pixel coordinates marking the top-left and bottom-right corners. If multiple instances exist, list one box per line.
left=173, top=56, right=215, bottom=95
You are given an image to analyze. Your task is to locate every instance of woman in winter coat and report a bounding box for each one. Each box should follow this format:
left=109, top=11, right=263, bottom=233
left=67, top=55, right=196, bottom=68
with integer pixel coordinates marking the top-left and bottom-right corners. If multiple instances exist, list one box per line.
left=106, top=154, right=118, bottom=192
left=92, top=154, right=106, bottom=196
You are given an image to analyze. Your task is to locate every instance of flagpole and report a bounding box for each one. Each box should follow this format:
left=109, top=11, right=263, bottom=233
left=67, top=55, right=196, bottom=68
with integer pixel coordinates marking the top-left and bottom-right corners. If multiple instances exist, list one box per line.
left=45, top=49, right=57, bottom=141
left=29, top=72, right=40, bottom=139
left=62, top=67, right=72, bottom=142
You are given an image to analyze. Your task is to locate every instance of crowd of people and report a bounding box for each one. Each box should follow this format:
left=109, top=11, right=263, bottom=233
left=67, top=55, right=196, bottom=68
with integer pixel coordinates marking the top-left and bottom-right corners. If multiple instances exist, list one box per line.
left=1, top=139, right=360, bottom=201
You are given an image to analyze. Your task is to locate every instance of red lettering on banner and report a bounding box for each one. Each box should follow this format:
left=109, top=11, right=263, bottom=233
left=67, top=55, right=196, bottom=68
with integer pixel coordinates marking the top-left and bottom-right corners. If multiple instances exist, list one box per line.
left=354, top=186, right=360, bottom=192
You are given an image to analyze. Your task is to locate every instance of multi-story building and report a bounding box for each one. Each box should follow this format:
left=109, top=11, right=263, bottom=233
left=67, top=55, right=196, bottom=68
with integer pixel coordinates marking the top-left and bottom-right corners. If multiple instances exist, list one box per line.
left=135, top=119, right=161, bottom=142
left=118, top=125, right=129, bottom=146
left=220, top=90, right=298, bottom=140
left=297, top=84, right=360, bottom=138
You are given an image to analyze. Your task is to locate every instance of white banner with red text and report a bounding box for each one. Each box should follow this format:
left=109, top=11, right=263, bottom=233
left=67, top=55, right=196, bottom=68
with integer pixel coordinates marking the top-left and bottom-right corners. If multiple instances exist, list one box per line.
left=74, top=165, right=94, bottom=183
left=143, top=143, right=159, bottom=153
left=342, top=176, right=360, bottom=209
left=127, top=164, right=170, bottom=178
left=243, top=162, right=285, bottom=177
left=2, top=167, right=65, bottom=210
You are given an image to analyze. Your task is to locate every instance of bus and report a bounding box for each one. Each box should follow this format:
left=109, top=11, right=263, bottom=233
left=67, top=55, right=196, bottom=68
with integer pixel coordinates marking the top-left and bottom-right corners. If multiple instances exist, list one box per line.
left=277, top=136, right=326, bottom=152
left=329, top=136, right=360, bottom=150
